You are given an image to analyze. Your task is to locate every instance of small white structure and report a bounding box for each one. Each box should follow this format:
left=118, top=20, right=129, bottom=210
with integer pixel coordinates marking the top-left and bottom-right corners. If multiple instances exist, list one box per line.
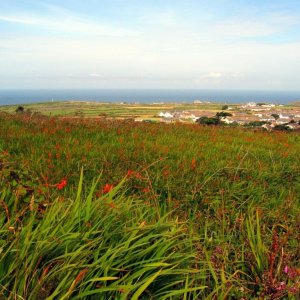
left=220, top=117, right=235, bottom=124
left=279, top=114, right=290, bottom=119
left=179, top=111, right=196, bottom=119
left=261, top=104, right=275, bottom=108
left=159, top=112, right=173, bottom=118
left=276, top=118, right=290, bottom=125
left=287, top=123, right=300, bottom=130
left=262, top=124, right=273, bottom=131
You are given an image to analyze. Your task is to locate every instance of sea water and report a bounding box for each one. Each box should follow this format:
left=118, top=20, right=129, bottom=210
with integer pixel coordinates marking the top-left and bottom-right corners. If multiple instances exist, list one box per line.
left=0, top=89, right=299, bottom=105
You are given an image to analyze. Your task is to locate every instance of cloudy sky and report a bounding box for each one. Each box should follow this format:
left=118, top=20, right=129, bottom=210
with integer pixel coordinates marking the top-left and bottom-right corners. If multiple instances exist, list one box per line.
left=0, top=0, right=300, bottom=90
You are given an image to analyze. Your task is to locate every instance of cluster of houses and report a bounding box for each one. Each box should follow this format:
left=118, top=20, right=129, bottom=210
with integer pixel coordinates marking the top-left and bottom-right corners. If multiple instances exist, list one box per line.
left=158, top=111, right=205, bottom=123
left=158, top=102, right=300, bottom=130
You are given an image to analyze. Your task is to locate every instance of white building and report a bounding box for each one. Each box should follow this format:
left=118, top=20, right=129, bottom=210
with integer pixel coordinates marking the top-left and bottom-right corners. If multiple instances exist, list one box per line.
left=159, top=112, right=173, bottom=118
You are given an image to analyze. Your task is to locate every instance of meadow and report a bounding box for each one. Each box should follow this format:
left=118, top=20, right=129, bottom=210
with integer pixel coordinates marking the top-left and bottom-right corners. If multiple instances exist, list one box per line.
left=0, top=111, right=299, bottom=299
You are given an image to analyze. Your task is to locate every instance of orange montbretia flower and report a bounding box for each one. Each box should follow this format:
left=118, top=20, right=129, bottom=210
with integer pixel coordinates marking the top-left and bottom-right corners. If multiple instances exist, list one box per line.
left=127, top=169, right=135, bottom=177
left=103, top=184, right=114, bottom=194
left=56, top=179, right=67, bottom=190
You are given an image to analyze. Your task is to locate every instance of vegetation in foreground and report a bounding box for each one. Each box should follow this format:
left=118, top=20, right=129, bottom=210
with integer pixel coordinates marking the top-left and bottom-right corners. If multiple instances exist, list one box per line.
left=0, top=112, right=299, bottom=299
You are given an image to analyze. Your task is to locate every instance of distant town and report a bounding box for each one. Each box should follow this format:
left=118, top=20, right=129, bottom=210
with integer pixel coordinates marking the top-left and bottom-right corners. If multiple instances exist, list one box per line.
left=157, top=101, right=300, bottom=131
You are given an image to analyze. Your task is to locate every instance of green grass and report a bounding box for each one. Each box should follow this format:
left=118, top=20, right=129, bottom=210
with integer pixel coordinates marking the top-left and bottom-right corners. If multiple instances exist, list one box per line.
left=0, top=101, right=228, bottom=119
left=0, top=112, right=299, bottom=299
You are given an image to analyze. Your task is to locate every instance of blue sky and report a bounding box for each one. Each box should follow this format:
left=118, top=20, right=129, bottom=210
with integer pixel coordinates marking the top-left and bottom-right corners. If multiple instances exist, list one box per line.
left=0, top=0, right=300, bottom=89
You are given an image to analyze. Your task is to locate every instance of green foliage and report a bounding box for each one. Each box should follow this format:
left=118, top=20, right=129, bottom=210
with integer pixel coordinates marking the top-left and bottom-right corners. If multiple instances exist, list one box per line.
left=0, top=113, right=299, bottom=299
left=197, top=116, right=220, bottom=125
left=215, top=111, right=232, bottom=118
left=246, top=121, right=270, bottom=127
left=274, top=124, right=290, bottom=131
left=221, top=105, right=229, bottom=110
left=271, top=113, right=280, bottom=120
left=0, top=176, right=203, bottom=299
left=15, top=106, right=24, bottom=113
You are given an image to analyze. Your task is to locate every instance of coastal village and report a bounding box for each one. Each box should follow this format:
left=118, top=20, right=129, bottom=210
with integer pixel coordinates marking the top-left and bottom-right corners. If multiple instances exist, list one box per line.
left=157, top=101, right=300, bottom=130
left=2, top=100, right=300, bottom=131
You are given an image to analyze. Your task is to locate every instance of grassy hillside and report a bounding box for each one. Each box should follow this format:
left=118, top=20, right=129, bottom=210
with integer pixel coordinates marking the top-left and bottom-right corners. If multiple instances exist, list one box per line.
left=0, top=112, right=299, bottom=299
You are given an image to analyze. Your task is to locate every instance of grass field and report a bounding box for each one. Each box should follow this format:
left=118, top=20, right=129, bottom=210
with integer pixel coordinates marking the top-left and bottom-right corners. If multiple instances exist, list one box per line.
left=0, top=101, right=233, bottom=120
left=0, top=111, right=299, bottom=299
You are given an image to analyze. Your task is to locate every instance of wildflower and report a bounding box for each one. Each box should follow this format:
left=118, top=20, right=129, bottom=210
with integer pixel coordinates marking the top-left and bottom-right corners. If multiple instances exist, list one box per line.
left=276, top=282, right=286, bottom=291
left=103, top=184, right=113, bottom=194
left=135, top=172, right=143, bottom=179
left=284, top=265, right=289, bottom=274
left=163, top=169, right=170, bottom=177
left=56, top=179, right=67, bottom=190
left=127, top=170, right=135, bottom=177
left=191, top=158, right=196, bottom=170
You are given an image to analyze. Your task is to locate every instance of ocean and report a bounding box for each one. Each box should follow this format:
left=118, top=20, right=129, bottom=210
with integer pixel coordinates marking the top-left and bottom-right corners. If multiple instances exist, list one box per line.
left=0, top=89, right=299, bottom=105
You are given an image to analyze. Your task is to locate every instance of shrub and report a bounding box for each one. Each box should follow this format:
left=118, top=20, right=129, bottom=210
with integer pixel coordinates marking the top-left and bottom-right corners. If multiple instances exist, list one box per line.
left=196, top=116, right=220, bottom=125
left=216, top=111, right=232, bottom=117
left=16, top=106, right=25, bottom=113
left=247, top=121, right=270, bottom=127
left=271, top=113, right=280, bottom=120
left=273, top=124, right=290, bottom=131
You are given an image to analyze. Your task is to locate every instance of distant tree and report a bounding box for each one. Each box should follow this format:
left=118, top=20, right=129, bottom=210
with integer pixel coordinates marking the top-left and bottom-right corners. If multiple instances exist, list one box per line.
left=16, top=106, right=25, bottom=113
left=257, top=102, right=266, bottom=106
left=271, top=113, right=279, bottom=120
left=197, top=116, right=220, bottom=125
left=273, top=124, right=289, bottom=131
left=247, top=121, right=269, bottom=127
left=221, top=105, right=229, bottom=110
left=289, top=119, right=295, bottom=123
left=216, top=111, right=232, bottom=118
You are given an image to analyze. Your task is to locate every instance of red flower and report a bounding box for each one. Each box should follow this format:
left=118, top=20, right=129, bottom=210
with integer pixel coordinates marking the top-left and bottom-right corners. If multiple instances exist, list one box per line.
left=126, top=170, right=135, bottom=177
left=142, top=187, right=150, bottom=193
left=103, top=184, right=113, bottom=194
left=191, top=158, right=196, bottom=170
left=56, top=179, right=67, bottom=190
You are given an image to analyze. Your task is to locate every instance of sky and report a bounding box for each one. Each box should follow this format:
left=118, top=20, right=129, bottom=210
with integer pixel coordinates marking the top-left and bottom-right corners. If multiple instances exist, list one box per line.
left=0, top=0, right=300, bottom=90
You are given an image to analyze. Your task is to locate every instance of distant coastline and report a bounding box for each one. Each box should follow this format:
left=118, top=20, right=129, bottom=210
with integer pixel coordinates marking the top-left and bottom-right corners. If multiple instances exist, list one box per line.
left=0, top=88, right=300, bottom=105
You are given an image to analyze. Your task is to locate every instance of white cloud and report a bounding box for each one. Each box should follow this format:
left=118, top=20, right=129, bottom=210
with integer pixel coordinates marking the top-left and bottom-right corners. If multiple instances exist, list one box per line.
left=1, top=4, right=300, bottom=90
left=0, top=15, right=39, bottom=25
left=0, top=12, right=138, bottom=37
left=203, top=72, right=223, bottom=79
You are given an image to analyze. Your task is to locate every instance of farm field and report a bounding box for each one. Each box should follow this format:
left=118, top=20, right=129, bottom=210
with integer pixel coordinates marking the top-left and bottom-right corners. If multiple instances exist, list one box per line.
left=0, top=101, right=227, bottom=120
left=0, top=111, right=299, bottom=299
